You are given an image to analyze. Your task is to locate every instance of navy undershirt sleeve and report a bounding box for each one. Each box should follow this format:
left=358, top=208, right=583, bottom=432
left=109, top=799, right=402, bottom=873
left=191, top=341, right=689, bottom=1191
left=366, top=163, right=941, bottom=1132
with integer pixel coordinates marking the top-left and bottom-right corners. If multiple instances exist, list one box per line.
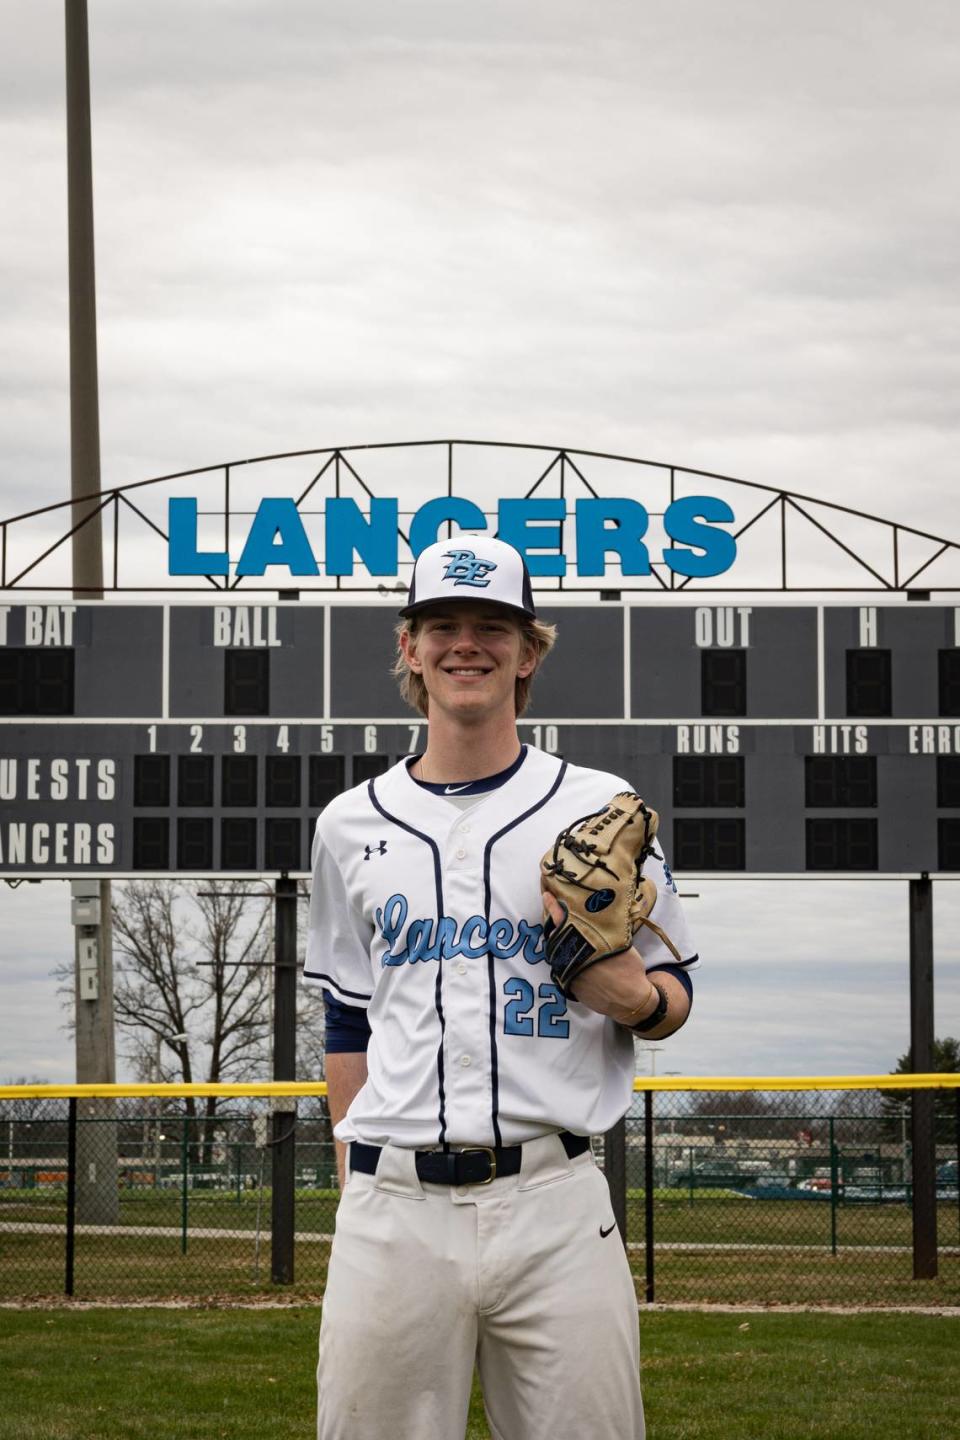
left=646, top=963, right=694, bottom=1006
left=323, top=988, right=372, bottom=1053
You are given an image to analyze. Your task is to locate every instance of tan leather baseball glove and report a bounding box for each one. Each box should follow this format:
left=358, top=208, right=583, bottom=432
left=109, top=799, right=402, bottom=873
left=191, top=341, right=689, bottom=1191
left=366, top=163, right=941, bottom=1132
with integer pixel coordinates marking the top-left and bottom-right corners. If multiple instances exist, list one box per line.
left=540, top=792, right=682, bottom=999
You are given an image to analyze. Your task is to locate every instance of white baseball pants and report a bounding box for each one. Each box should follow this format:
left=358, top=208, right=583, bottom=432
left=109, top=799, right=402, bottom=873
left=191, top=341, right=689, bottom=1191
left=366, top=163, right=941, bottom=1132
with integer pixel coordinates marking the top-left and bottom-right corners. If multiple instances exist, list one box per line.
left=317, top=1133, right=644, bottom=1440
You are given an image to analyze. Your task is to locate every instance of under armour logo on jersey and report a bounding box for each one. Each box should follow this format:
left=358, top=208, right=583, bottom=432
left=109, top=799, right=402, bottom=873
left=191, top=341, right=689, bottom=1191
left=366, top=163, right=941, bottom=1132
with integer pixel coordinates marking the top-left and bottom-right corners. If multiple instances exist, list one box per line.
left=364, top=841, right=388, bottom=860
left=441, top=549, right=498, bottom=588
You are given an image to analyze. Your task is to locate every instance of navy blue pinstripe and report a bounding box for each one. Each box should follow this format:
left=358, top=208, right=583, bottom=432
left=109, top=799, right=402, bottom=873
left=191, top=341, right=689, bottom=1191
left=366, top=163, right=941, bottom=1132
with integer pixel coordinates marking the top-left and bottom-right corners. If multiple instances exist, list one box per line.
left=367, top=778, right=450, bottom=1146
left=482, top=759, right=568, bottom=1146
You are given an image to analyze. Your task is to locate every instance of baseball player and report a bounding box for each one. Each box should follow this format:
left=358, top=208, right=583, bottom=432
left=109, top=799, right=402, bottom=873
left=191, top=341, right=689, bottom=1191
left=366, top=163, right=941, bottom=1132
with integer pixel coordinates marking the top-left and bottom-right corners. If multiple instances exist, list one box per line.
left=304, top=535, right=698, bottom=1440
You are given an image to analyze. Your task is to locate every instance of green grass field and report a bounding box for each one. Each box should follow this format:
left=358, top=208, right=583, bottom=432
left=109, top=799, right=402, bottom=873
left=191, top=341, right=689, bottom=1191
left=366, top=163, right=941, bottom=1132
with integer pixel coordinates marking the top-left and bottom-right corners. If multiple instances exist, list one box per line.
left=3, top=1187, right=958, bottom=1307
left=8, top=1183, right=958, bottom=1249
left=0, top=1307, right=958, bottom=1439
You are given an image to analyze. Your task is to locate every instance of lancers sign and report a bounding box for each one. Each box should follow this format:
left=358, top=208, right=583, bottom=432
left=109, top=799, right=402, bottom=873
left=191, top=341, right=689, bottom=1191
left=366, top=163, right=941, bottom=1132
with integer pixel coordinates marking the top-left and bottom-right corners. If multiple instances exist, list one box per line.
left=168, top=494, right=737, bottom=579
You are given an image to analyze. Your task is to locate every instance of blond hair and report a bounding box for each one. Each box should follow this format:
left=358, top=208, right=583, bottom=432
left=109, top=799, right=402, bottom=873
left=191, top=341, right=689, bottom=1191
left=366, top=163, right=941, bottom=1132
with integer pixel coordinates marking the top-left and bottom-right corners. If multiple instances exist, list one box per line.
left=392, top=613, right=557, bottom=719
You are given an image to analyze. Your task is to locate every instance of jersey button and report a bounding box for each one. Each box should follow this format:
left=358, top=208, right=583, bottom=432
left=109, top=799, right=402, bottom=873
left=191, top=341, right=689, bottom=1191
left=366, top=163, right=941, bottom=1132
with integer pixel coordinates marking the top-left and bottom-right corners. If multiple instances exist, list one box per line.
left=456, top=962, right=467, bottom=975
left=455, top=847, right=467, bottom=860
left=460, top=1054, right=471, bottom=1067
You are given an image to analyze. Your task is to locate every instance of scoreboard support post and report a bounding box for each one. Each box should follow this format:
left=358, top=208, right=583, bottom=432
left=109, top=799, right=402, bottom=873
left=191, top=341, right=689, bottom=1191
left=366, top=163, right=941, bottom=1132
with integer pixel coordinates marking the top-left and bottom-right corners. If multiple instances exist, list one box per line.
left=908, top=877, right=937, bottom=1279
left=270, top=876, right=297, bottom=1285
left=70, top=880, right=119, bottom=1224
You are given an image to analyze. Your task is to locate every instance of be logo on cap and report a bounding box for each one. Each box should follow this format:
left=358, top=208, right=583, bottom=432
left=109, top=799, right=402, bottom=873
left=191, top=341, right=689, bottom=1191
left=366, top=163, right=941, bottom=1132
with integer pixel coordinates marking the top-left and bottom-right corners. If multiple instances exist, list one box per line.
left=440, top=549, right=498, bottom=589
left=400, top=535, right=537, bottom=619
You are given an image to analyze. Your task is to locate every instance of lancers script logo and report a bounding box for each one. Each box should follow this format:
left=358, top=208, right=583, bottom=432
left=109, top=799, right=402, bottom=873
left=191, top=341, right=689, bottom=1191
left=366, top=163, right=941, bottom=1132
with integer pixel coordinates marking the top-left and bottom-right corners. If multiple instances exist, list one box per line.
left=375, top=893, right=546, bottom=967
left=441, top=549, right=498, bottom=587
left=167, top=493, right=737, bottom=579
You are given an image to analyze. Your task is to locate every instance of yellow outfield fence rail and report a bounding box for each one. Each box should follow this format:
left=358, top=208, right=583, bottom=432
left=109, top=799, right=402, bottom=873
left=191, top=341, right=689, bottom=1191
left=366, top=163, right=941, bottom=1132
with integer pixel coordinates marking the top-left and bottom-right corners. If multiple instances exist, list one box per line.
left=1, top=1073, right=958, bottom=1101
left=1, top=1075, right=957, bottom=1307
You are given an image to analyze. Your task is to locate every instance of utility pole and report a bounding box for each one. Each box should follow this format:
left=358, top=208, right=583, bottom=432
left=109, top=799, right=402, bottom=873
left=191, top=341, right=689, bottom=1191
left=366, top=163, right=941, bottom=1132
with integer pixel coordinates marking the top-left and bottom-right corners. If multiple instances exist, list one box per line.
left=66, top=0, right=104, bottom=594
left=65, top=0, right=117, bottom=1224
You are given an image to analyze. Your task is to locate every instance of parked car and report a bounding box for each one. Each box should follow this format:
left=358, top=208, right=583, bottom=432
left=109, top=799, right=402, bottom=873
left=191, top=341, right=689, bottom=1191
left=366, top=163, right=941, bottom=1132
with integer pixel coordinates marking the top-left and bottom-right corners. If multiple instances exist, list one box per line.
left=670, top=1160, right=771, bottom=1190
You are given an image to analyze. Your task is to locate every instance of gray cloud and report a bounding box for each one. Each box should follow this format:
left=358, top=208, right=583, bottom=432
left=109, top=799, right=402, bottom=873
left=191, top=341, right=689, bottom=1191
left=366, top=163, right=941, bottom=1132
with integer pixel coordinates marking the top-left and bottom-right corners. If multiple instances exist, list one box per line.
left=1, top=2, right=959, bottom=1081
left=1, top=1, right=958, bottom=535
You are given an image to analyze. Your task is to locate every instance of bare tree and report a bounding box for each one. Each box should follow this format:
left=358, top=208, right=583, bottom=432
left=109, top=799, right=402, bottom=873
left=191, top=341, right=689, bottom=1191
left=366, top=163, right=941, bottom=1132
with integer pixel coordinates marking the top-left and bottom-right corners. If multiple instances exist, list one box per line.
left=58, top=879, right=330, bottom=1158
left=0, top=1077, right=54, bottom=1116
left=296, top=885, right=327, bottom=1083
left=297, top=985, right=328, bottom=1081
left=110, top=879, right=273, bottom=1164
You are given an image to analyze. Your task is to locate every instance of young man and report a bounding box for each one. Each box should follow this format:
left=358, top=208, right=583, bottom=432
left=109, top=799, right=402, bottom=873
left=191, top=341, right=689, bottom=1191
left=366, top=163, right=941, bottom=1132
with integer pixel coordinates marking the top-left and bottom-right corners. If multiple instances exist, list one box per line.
left=304, top=535, right=698, bottom=1440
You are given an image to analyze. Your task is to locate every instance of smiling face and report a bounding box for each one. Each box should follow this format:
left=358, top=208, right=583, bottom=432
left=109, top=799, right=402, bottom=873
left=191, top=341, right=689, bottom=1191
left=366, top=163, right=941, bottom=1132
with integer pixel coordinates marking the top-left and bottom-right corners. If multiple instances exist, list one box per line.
left=399, top=602, right=537, bottom=725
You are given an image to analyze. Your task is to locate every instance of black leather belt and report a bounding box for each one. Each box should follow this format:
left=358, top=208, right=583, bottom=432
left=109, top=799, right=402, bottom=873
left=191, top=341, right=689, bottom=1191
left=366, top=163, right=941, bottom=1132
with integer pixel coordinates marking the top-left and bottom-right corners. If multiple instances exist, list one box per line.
left=350, top=1131, right=590, bottom=1187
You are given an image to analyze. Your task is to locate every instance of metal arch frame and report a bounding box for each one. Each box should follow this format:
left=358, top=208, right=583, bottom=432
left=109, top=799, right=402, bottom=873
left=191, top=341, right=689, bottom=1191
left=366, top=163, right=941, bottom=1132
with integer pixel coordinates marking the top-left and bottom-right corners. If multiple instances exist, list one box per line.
left=0, top=437, right=957, bottom=594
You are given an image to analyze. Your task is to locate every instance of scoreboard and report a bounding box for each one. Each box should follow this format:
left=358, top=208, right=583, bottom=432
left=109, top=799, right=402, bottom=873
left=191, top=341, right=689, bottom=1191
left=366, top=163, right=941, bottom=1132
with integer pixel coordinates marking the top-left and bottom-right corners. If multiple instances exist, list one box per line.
left=1, top=600, right=959, bottom=877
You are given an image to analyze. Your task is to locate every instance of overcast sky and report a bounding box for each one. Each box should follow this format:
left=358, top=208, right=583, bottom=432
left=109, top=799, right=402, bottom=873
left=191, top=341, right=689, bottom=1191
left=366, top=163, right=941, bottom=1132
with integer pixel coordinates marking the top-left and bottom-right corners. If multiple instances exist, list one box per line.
left=1, top=1, right=958, bottom=1083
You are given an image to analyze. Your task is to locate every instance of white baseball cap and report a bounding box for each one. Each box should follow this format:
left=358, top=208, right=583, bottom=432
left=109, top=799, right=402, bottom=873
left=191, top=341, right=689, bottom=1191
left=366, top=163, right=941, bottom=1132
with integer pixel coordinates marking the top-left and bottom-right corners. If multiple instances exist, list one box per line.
left=400, top=535, right=537, bottom=619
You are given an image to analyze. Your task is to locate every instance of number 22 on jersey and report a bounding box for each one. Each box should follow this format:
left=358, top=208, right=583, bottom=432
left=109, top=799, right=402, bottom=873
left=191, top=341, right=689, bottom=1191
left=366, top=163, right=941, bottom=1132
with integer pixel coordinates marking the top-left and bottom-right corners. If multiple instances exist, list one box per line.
left=502, top=978, right=570, bottom=1038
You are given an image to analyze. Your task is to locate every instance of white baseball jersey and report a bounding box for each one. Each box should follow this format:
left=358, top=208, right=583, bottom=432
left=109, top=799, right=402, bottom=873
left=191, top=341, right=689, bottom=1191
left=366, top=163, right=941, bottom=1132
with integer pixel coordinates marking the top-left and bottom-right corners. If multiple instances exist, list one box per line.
left=304, top=745, right=698, bottom=1148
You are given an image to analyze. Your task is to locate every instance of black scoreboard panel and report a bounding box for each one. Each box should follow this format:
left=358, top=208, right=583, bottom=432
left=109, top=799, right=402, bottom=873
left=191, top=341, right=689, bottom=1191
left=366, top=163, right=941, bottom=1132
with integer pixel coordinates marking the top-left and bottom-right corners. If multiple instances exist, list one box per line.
left=328, top=608, right=408, bottom=719
left=0, top=605, right=163, bottom=716
left=1, top=717, right=958, bottom=875
left=624, top=607, right=819, bottom=719
left=823, top=605, right=957, bottom=719
left=0, top=720, right=419, bottom=874
left=1, top=601, right=958, bottom=876
left=527, top=608, right=625, bottom=719
left=169, top=606, right=324, bottom=718
left=325, top=606, right=627, bottom=720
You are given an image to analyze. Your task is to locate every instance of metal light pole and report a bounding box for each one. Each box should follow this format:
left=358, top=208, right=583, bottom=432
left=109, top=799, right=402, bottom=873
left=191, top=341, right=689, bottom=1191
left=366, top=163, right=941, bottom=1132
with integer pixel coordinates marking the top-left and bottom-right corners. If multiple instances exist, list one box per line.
left=664, top=1072, right=681, bottom=1138
left=640, top=1045, right=664, bottom=1077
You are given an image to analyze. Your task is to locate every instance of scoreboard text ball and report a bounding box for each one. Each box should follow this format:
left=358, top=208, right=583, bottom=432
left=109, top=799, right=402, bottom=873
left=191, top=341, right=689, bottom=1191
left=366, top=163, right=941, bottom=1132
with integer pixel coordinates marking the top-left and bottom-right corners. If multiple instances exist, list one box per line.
left=1, top=601, right=959, bottom=876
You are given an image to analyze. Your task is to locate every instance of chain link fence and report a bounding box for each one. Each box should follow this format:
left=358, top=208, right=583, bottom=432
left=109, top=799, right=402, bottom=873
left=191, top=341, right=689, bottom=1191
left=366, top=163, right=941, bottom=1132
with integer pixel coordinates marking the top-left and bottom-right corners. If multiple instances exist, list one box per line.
left=620, top=1085, right=959, bottom=1307
left=1, top=1081, right=957, bottom=1305
left=0, top=1093, right=336, bottom=1300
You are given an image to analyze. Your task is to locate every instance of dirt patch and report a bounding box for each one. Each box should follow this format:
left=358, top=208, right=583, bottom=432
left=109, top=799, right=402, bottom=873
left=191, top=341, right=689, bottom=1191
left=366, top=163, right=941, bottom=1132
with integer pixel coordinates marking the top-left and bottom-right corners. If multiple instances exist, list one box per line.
left=3, top=1296, right=959, bottom=1316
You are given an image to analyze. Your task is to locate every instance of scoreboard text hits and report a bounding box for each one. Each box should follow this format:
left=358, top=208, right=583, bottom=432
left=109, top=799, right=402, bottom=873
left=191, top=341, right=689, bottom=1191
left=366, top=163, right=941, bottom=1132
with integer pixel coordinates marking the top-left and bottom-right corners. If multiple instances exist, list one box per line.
left=1, top=601, right=959, bottom=876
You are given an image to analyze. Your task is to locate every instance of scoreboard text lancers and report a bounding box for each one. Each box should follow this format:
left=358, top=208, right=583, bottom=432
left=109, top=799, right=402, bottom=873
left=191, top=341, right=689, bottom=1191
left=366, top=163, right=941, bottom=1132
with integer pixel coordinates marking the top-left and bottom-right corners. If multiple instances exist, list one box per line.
left=1, top=601, right=959, bottom=876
